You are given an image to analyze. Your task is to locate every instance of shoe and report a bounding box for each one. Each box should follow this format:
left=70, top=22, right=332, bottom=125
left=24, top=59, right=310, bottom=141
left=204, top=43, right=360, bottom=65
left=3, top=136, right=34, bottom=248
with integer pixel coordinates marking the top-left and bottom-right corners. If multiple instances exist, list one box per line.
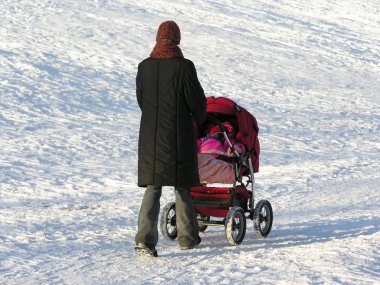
left=135, top=243, right=158, bottom=257
left=180, top=236, right=201, bottom=250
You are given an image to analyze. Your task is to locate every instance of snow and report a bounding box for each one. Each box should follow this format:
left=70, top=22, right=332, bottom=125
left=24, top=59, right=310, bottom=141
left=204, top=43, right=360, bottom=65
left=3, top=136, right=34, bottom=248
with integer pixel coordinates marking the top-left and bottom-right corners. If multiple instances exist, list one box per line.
left=1, top=0, right=379, bottom=284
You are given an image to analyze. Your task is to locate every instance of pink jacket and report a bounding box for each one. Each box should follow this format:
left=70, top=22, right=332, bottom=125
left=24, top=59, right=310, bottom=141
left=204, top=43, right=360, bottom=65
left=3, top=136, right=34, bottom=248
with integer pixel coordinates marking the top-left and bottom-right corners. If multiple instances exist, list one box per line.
left=197, top=133, right=246, bottom=157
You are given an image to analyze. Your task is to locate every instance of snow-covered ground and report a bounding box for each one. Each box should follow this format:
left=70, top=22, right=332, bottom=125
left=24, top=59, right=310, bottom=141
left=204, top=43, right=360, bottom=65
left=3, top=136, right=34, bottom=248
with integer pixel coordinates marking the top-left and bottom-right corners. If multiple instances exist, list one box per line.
left=1, top=0, right=379, bottom=284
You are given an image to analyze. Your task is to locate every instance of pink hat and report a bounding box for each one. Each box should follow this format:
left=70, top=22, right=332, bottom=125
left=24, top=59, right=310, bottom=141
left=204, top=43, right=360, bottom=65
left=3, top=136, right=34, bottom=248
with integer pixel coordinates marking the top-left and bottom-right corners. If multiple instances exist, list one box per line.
left=209, top=125, right=221, bottom=134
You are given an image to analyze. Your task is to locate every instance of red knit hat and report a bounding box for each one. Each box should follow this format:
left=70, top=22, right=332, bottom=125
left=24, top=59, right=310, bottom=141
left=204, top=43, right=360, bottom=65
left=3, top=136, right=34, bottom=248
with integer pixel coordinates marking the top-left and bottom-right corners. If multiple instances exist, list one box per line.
left=156, top=21, right=181, bottom=45
left=208, top=122, right=235, bottom=136
left=150, top=21, right=183, bottom=59
left=209, top=125, right=221, bottom=134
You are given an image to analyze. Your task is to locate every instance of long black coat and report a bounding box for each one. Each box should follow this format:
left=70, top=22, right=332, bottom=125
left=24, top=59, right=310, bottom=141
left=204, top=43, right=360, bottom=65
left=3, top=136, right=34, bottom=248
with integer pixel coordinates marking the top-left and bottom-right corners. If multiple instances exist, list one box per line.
left=136, top=57, right=206, bottom=188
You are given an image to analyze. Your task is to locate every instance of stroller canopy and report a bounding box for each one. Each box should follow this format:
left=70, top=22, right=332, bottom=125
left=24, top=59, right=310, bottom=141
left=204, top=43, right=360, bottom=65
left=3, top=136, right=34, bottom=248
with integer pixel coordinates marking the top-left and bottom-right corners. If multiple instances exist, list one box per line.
left=205, top=96, right=260, bottom=172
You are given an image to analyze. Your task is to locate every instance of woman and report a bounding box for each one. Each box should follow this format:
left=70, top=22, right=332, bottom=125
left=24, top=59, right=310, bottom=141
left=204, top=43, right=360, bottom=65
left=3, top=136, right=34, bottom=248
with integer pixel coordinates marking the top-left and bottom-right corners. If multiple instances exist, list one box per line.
left=135, top=21, right=207, bottom=257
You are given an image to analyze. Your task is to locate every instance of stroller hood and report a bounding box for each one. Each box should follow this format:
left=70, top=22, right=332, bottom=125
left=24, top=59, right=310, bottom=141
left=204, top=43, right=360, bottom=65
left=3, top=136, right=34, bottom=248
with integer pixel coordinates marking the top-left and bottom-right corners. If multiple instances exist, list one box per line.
left=205, top=96, right=260, bottom=172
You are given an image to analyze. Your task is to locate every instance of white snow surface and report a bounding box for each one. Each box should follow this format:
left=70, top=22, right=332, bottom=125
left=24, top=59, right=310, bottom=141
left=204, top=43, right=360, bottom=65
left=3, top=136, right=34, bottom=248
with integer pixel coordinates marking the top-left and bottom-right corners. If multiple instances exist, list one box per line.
left=1, top=0, right=379, bottom=284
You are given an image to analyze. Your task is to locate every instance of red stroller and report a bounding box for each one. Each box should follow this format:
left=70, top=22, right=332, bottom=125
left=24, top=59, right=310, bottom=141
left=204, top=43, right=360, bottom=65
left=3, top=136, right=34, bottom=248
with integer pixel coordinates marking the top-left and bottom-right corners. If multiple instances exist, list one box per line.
left=160, top=96, right=273, bottom=245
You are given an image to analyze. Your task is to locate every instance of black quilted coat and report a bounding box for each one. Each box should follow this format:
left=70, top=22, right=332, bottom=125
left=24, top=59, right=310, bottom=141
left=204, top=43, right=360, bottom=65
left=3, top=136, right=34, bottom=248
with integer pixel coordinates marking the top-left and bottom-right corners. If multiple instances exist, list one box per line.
left=136, top=57, right=206, bottom=188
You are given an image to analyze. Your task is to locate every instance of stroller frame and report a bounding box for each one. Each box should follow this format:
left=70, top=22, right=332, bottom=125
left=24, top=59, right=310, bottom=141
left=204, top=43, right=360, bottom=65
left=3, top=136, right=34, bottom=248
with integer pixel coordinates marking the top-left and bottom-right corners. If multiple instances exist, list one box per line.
left=160, top=97, right=273, bottom=245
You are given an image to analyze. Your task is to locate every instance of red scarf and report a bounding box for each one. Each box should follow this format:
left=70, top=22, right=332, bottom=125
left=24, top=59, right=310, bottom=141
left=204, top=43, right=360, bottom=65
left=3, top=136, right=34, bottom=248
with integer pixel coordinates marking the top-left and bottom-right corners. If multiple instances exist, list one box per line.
left=150, top=21, right=183, bottom=59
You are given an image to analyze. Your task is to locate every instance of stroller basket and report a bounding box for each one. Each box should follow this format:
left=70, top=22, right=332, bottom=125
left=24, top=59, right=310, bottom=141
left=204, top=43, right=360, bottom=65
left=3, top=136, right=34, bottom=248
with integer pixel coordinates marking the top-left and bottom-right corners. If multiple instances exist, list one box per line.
left=191, top=185, right=251, bottom=217
left=191, top=186, right=233, bottom=210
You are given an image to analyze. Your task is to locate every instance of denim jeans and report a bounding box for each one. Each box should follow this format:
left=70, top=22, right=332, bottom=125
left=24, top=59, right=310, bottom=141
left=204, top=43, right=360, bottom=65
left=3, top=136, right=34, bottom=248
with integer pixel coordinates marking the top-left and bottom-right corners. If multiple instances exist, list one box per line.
left=135, top=185, right=199, bottom=249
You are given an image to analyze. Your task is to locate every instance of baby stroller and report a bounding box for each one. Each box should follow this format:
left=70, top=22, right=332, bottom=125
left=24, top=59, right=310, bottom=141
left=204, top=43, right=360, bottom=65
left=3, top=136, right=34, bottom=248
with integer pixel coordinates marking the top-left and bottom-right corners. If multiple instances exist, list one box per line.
left=160, top=96, right=273, bottom=245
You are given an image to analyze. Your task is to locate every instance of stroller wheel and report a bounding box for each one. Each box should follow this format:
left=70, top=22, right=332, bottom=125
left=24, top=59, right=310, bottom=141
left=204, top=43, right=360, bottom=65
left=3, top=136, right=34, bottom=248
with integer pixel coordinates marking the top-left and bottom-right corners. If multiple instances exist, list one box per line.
left=253, top=200, right=273, bottom=238
left=225, top=206, right=246, bottom=245
left=160, top=202, right=177, bottom=241
left=198, top=215, right=210, bottom=232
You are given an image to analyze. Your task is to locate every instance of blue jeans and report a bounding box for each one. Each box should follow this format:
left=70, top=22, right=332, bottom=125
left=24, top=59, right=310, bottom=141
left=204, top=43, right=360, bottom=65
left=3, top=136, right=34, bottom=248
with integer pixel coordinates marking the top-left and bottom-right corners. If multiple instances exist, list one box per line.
left=135, top=185, right=199, bottom=249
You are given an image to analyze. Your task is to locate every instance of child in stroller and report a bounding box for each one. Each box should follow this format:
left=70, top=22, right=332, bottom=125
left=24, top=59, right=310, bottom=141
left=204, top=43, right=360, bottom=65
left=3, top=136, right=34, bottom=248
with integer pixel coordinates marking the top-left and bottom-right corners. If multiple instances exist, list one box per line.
left=197, top=121, right=246, bottom=184
left=160, top=96, right=273, bottom=245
